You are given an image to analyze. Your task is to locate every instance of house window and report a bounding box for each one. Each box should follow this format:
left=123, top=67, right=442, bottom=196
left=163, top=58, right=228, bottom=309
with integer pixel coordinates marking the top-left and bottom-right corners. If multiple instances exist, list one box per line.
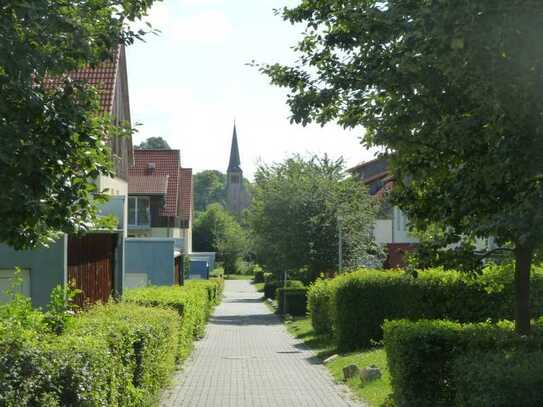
left=128, top=197, right=150, bottom=227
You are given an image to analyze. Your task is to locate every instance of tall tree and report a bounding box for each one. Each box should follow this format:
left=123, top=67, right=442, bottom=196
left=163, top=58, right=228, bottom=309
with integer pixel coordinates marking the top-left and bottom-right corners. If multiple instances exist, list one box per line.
left=136, top=136, right=171, bottom=150
left=261, top=1, right=543, bottom=333
left=193, top=170, right=227, bottom=212
left=192, top=203, right=248, bottom=274
left=0, top=0, right=158, bottom=249
left=248, top=155, right=380, bottom=282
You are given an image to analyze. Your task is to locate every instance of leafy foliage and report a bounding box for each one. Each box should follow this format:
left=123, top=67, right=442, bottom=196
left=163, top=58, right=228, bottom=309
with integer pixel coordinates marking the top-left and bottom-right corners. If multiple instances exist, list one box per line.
left=192, top=203, right=249, bottom=274
left=248, top=155, right=381, bottom=281
left=0, top=0, right=158, bottom=249
left=276, top=288, right=308, bottom=316
left=309, top=265, right=543, bottom=351
left=193, top=170, right=227, bottom=212
left=135, top=136, right=171, bottom=150
left=383, top=319, right=543, bottom=407
left=123, top=284, right=212, bottom=360
left=262, top=0, right=543, bottom=332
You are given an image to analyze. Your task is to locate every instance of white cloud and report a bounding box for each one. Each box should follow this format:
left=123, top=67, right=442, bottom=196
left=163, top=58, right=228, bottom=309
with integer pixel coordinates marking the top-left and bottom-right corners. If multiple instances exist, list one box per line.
left=171, top=11, right=233, bottom=44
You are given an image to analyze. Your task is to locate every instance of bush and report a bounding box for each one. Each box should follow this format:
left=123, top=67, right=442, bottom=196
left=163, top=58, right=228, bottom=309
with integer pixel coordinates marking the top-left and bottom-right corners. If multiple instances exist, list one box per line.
left=0, top=303, right=180, bottom=407
left=307, top=275, right=349, bottom=335
left=264, top=279, right=304, bottom=299
left=124, top=285, right=210, bottom=360
left=453, top=351, right=543, bottom=407
left=254, top=269, right=265, bottom=283
left=68, top=303, right=179, bottom=404
left=334, top=265, right=543, bottom=350
left=186, top=278, right=224, bottom=306
left=383, top=319, right=543, bottom=407
left=276, top=288, right=307, bottom=316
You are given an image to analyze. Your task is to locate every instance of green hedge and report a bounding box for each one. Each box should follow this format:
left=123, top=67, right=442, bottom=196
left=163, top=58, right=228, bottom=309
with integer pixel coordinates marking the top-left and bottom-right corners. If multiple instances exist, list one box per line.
left=264, top=280, right=304, bottom=299
left=453, top=351, right=543, bottom=407
left=68, top=303, right=179, bottom=404
left=276, top=288, right=307, bottom=316
left=185, top=278, right=224, bottom=306
left=254, top=270, right=265, bottom=283
left=124, top=285, right=210, bottom=360
left=334, top=265, right=543, bottom=350
left=383, top=319, right=543, bottom=407
left=307, top=275, right=349, bottom=335
left=0, top=303, right=180, bottom=407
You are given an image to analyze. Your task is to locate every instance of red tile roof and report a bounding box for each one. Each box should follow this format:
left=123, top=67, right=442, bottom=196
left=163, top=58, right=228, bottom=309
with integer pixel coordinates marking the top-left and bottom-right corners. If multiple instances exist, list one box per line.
left=128, top=150, right=191, bottom=218
left=178, top=168, right=193, bottom=221
left=128, top=175, right=169, bottom=195
left=44, top=47, right=121, bottom=114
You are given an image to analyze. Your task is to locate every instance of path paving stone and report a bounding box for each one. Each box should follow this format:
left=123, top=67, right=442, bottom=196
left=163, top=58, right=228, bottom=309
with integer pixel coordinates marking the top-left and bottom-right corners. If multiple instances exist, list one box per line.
left=160, top=280, right=364, bottom=407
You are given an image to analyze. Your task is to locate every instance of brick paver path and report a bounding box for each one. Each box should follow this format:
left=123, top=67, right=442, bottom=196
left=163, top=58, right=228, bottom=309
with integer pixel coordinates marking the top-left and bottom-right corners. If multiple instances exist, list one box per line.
left=160, top=280, right=363, bottom=407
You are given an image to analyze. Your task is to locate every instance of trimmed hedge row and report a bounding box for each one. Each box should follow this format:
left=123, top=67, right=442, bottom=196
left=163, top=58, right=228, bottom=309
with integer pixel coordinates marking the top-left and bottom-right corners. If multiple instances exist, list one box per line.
left=307, top=274, right=349, bottom=335
left=0, top=303, right=180, bottom=406
left=124, top=285, right=211, bottom=360
left=264, top=280, right=304, bottom=300
left=313, top=265, right=543, bottom=350
left=383, top=319, right=543, bottom=407
left=276, top=288, right=307, bottom=316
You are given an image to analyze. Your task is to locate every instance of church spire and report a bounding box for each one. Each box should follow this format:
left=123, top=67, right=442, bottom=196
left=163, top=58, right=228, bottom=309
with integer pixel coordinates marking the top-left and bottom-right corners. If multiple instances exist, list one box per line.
left=228, top=122, right=241, bottom=172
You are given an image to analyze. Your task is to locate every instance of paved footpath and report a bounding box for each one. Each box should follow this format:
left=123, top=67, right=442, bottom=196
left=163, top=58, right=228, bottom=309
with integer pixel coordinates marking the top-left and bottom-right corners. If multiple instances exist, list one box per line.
left=160, top=280, right=363, bottom=407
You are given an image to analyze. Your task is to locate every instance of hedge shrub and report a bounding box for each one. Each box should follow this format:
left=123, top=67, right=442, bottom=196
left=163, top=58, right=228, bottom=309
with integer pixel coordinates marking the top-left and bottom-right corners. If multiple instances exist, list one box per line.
left=0, top=303, right=180, bottom=407
left=185, top=278, right=224, bottom=306
left=68, top=303, right=179, bottom=404
left=254, top=270, right=265, bottom=283
left=453, top=351, right=543, bottom=407
left=264, top=280, right=304, bottom=299
left=383, top=319, right=543, bottom=407
left=124, top=285, right=209, bottom=360
left=276, top=288, right=307, bottom=316
left=307, top=275, right=349, bottom=335
left=334, top=265, right=543, bottom=350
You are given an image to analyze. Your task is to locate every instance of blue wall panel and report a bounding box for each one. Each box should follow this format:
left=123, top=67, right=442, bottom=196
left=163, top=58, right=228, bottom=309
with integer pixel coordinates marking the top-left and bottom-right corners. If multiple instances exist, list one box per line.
left=125, top=239, right=175, bottom=286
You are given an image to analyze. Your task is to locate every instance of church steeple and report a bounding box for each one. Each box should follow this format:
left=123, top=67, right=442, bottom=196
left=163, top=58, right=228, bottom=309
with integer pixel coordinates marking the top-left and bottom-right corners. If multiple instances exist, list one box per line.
left=228, top=123, right=241, bottom=172
left=226, top=122, right=249, bottom=217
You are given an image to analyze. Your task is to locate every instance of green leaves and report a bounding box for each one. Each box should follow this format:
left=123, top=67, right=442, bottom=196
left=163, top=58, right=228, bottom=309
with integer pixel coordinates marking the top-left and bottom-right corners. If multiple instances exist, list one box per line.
left=0, top=0, right=158, bottom=249
left=262, top=0, right=543, bottom=266
left=248, top=155, right=381, bottom=280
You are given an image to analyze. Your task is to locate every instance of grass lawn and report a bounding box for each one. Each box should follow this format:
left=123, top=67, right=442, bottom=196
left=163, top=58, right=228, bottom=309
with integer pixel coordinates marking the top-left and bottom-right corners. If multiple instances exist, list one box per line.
left=285, top=317, right=391, bottom=406
left=253, top=282, right=265, bottom=292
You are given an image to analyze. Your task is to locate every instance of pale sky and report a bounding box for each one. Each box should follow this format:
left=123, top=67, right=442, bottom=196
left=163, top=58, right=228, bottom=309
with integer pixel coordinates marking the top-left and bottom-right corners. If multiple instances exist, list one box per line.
left=126, top=0, right=377, bottom=179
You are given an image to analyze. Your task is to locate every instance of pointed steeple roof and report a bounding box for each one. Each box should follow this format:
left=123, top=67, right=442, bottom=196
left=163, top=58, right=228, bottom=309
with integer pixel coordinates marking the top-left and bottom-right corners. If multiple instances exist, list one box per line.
left=228, top=123, right=242, bottom=172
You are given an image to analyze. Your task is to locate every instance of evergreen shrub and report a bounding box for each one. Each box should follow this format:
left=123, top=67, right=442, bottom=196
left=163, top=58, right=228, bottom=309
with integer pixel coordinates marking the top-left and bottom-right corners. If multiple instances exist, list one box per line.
left=334, top=265, right=543, bottom=350
left=264, top=279, right=304, bottom=299
left=0, top=303, right=180, bottom=407
left=276, top=288, right=307, bottom=316
left=383, top=319, right=543, bottom=407
left=124, top=285, right=210, bottom=360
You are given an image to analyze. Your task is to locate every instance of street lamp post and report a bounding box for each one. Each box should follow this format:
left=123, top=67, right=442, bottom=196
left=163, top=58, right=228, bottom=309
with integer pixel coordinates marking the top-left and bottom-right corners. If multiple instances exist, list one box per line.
left=338, top=214, right=343, bottom=274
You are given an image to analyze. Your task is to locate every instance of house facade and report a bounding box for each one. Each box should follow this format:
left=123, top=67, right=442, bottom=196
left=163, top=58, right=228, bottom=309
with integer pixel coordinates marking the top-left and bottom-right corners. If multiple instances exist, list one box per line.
left=349, top=158, right=419, bottom=268
left=0, top=46, right=133, bottom=307
left=127, top=149, right=193, bottom=255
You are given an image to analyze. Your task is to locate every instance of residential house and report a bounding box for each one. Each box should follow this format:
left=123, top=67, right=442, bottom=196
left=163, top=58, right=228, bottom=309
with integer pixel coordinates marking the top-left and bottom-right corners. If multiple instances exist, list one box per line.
left=0, top=46, right=133, bottom=307
left=127, top=149, right=193, bottom=254
left=349, top=158, right=419, bottom=268
left=123, top=149, right=193, bottom=288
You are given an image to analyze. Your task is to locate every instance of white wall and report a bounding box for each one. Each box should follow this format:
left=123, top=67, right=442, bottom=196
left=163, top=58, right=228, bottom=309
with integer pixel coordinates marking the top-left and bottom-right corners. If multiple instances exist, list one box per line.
left=96, top=175, right=128, bottom=237
left=374, top=219, right=393, bottom=244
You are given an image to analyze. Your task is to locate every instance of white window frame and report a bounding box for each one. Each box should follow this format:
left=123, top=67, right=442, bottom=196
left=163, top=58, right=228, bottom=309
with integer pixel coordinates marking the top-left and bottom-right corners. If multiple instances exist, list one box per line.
left=128, top=196, right=151, bottom=228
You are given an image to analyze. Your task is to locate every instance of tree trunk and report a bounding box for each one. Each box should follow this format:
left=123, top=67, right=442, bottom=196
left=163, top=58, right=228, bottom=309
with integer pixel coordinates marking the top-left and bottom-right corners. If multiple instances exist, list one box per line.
left=514, top=245, right=533, bottom=335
